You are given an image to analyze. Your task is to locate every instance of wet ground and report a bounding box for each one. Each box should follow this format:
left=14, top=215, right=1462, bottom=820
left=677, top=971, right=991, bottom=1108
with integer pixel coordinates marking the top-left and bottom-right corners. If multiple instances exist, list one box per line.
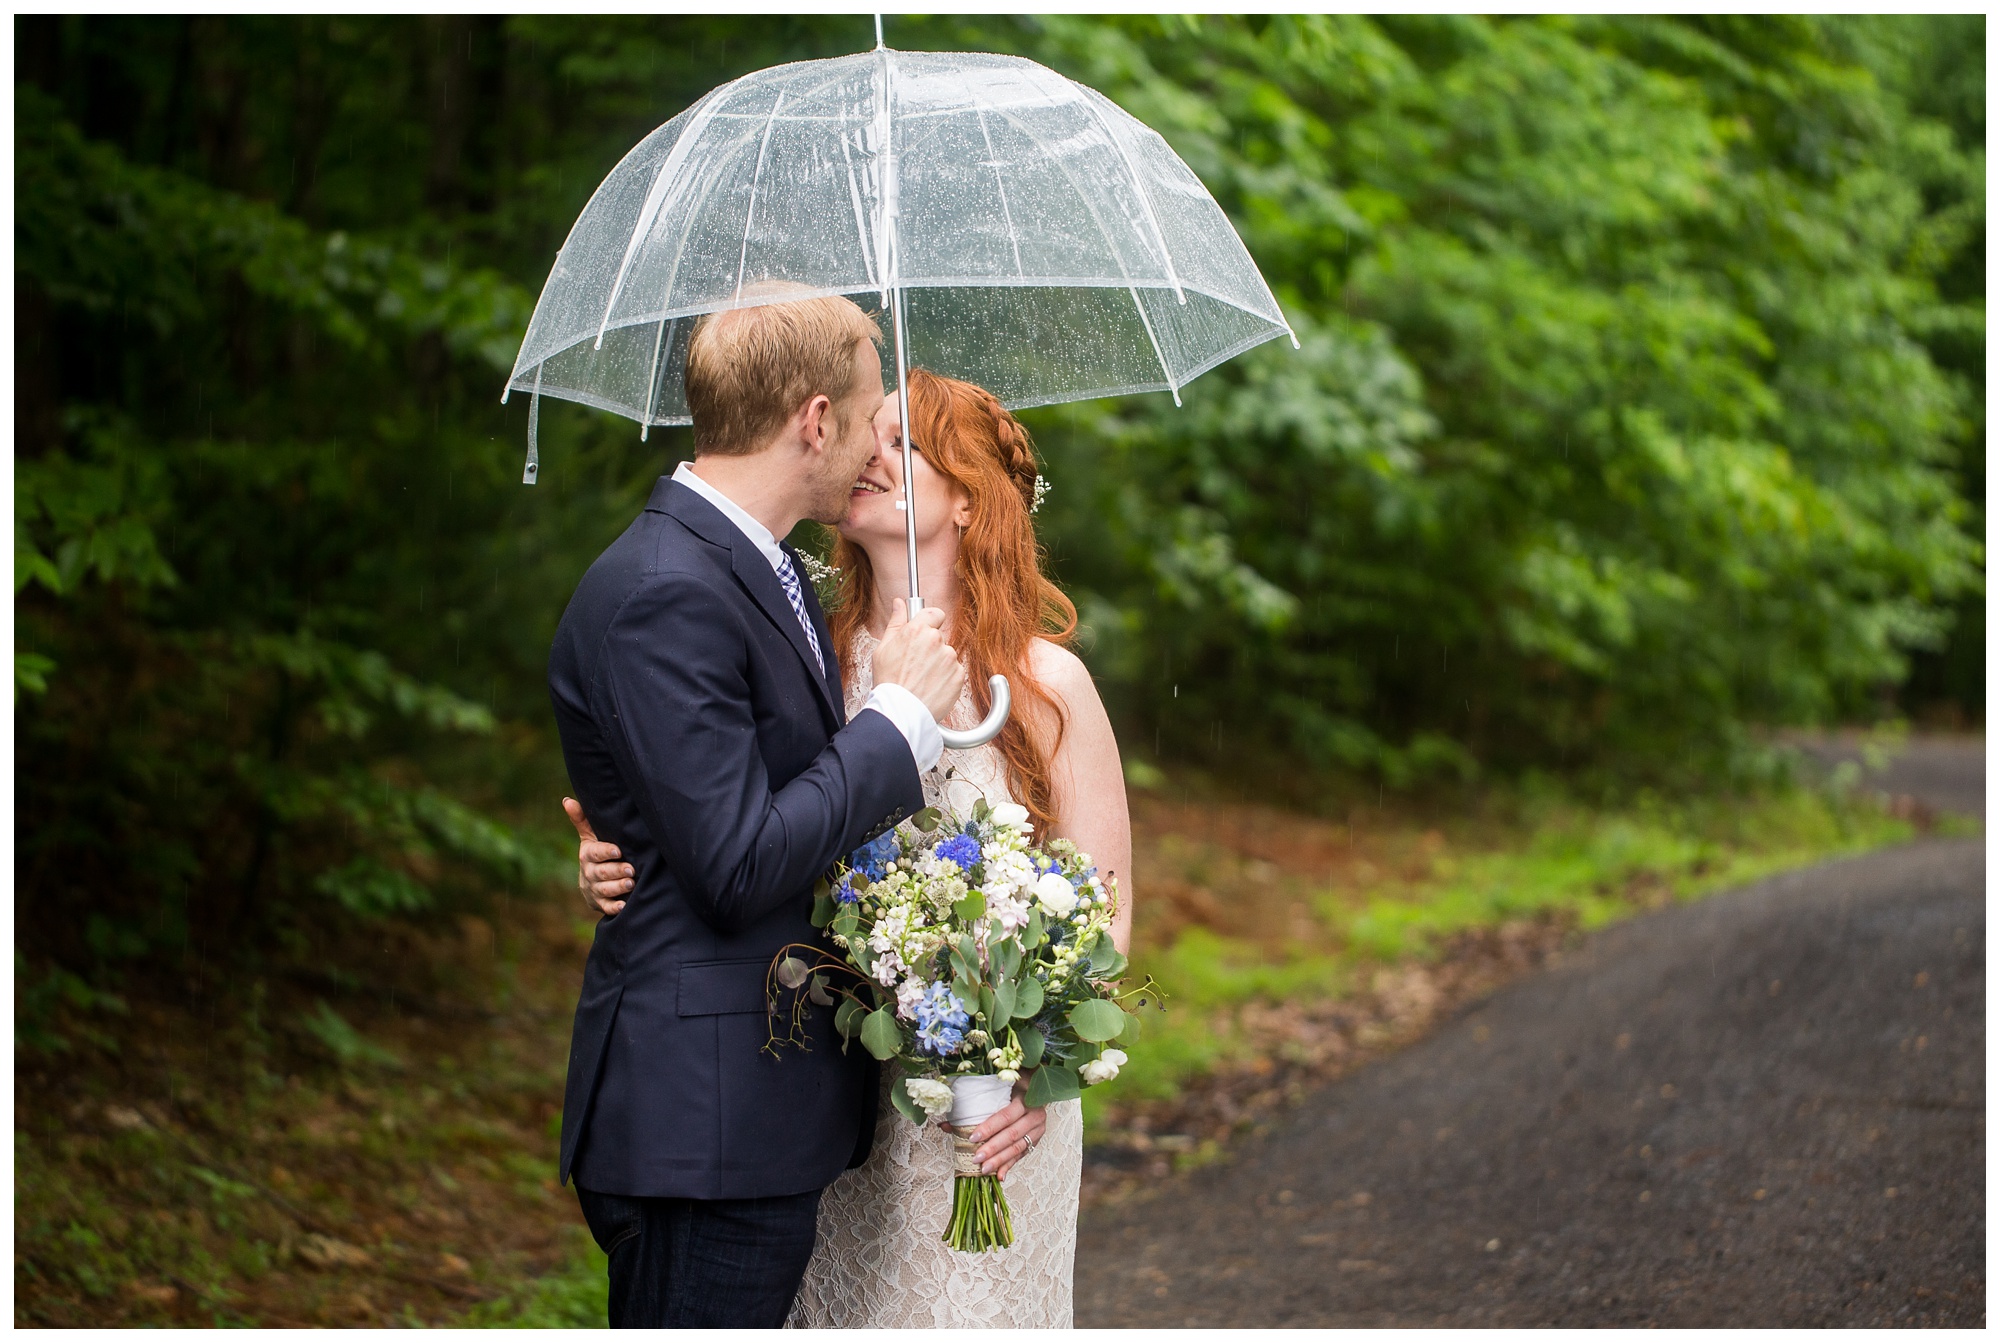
left=1075, top=739, right=1984, bottom=1326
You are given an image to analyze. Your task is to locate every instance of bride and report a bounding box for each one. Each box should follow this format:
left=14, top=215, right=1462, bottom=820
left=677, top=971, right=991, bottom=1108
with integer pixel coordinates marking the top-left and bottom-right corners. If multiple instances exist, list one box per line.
left=570, top=367, right=1132, bottom=1328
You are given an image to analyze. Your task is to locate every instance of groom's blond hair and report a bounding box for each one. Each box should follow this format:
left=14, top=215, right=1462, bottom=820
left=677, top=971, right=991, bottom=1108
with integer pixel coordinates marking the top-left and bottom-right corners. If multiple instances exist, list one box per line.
left=685, top=283, right=883, bottom=456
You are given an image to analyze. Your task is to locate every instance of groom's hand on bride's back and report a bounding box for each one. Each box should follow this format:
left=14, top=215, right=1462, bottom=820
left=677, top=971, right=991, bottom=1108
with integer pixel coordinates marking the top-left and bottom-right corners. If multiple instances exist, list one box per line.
left=564, top=797, right=633, bottom=917
left=870, top=598, right=966, bottom=722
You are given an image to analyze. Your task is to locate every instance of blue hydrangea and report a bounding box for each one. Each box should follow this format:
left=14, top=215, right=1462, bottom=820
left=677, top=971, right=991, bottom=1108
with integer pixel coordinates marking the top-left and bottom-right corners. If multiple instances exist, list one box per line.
left=911, top=982, right=970, bottom=1057
left=933, top=832, right=982, bottom=874
left=849, top=831, right=901, bottom=881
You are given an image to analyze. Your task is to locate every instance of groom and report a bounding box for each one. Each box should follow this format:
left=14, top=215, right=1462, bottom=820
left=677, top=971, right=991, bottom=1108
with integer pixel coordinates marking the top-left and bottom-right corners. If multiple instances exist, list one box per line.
left=546, top=292, right=964, bottom=1327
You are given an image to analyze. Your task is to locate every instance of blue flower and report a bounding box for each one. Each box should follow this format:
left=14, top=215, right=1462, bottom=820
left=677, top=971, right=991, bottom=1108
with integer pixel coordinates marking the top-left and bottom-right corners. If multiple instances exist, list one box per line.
left=833, top=876, right=859, bottom=905
left=934, top=832, right=982, bottom=874
left=849, top=831, right=901, bottom=881
left=911, top=982, right=970, bottom=1057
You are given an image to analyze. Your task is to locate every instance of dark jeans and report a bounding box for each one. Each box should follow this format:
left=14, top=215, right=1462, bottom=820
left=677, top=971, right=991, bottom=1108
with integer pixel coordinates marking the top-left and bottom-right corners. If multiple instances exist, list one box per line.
left=574, top=1184, right=823, bottom=1328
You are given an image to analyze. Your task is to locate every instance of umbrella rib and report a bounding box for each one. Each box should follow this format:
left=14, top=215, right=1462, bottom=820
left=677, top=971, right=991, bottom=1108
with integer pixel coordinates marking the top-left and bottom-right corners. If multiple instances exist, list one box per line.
left=638, top=316, right=670, bottom=439
left=838, top=122, right=879, bottom=298
left=1075, top=86, right=1186, bottom=307
left=732, top=88, right=788, bottom=303
left=593, top=85, right=730, bottom=352
left=973, top=96, right=1182, bottom=403
left=969, top=98, right=1026, bottom=280
left=875, top=48, right=897, bottom=294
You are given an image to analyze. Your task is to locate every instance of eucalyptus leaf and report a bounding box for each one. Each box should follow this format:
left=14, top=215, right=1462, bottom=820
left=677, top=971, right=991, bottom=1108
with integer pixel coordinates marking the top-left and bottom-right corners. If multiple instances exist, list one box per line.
left=834, top=998, right=865, bottom=1040
left=775, top=956, right=810, bottom=990
left=1014, top=975, right=1044, bottom=1019
left=990, top=980, right=1016, bottom=1031
left=889, top=1076, right=929, bottom=1125
left=810, top=889, right=836, bottom=929
left=807, top=973, right=834, bottom=1007
left=953, top=891, right=985, bottom=924
left=950, top=948, right=978, bottom=987
left=977, top=986, right=996, bottom=1023
left=860, top=1007, right=902, bottom=1061
left=1116, top=1005, right=1144, bottom=1042
left=912, top=807, right=942, bottom=833
left=1068, top=998, right=1127, bottom=1043
left=1089, top=932, right=1119, bottom=975
left=1017, top=1022, right=1046, bottom=1069
left=1023, top=909, right=1045, bottom=949
left=1025, top=1063, right=1081, bottom=1108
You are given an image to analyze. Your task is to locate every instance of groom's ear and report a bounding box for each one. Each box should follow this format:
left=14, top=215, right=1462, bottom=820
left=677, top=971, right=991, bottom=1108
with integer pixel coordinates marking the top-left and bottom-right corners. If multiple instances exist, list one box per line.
left=795, top=391, right=835, bottom=457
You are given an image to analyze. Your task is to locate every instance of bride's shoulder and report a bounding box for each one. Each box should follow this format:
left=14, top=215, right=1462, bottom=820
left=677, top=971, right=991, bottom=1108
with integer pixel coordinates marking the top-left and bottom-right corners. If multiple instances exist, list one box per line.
left=1028, top=638, right=1099, bottom=704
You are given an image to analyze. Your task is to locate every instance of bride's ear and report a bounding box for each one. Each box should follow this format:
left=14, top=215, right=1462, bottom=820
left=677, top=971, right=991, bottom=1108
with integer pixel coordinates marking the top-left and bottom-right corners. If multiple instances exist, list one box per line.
left=949, top=488, right=974, bottom=531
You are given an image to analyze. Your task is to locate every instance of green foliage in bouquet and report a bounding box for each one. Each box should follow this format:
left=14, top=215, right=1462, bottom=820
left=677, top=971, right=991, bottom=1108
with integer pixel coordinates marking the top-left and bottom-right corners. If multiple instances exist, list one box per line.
left=766, top=797, right=1160, bottom=1250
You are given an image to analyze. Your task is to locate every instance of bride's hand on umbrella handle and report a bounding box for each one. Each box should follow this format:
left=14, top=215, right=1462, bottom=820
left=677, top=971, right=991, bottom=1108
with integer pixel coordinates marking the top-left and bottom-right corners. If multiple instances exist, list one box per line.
left=954, top=1076, right=1049, bottom=1180
left=564, top=797, right=632, bottom=916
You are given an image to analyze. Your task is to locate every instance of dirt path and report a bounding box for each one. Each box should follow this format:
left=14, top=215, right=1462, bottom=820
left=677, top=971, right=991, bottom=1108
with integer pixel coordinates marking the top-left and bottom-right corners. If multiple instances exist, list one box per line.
left=1076, top=744, right=1984, bottom=1326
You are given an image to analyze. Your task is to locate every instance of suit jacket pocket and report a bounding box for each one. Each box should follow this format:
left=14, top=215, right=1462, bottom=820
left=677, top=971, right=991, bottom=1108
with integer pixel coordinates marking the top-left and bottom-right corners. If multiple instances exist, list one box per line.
left=677, top=958, right=774, bottom=1017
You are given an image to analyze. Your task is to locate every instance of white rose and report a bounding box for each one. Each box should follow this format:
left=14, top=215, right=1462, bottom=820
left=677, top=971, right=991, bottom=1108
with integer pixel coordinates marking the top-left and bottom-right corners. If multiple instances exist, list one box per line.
left=1033, top=870, right=1079, bottom=918
left=989, top=802, right=1031, bottom=831
left=904, top=1077, right=954, bottom=1122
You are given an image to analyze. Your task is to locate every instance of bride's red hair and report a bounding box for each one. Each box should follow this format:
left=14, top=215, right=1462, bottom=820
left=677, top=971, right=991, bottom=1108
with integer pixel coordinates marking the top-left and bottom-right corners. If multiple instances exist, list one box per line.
left=828, top=369, right=1078, bottom=831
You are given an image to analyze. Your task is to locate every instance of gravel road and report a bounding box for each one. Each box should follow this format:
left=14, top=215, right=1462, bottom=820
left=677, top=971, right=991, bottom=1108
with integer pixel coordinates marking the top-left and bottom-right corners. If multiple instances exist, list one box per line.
left=1076, top=742, right=1984, bottom=1327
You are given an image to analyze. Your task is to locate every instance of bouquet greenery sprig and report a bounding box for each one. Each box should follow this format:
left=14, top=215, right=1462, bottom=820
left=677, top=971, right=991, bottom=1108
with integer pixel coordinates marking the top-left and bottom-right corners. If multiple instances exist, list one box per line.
left=767, top=797, right=1157, bottom=1252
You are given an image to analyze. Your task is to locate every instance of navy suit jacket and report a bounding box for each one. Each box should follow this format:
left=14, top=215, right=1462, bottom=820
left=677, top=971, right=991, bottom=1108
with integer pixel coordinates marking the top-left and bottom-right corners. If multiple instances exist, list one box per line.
left=548, top=476, right=922, bottom=1198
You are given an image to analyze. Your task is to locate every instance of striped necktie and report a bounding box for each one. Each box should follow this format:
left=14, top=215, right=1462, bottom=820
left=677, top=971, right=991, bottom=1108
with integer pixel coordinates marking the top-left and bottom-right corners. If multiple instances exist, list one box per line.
left=773, top=551, right=826, bottom=677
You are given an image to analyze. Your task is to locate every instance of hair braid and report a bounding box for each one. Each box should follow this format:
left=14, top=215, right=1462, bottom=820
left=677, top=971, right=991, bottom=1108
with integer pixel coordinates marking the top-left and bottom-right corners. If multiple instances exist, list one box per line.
left=980, top=391, right=1040, bottom=512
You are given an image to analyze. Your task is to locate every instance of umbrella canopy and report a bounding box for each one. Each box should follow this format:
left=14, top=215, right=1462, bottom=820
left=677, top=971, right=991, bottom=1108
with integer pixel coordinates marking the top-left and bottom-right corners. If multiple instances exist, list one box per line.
left=508, top=40, right=1295, bottom=747
left=506, top=46, right=1295, bottom=429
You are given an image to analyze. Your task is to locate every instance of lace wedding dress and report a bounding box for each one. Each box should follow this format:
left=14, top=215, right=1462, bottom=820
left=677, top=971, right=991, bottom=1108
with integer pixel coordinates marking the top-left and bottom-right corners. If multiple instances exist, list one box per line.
left=787, top=629, right=1084, bottom=1329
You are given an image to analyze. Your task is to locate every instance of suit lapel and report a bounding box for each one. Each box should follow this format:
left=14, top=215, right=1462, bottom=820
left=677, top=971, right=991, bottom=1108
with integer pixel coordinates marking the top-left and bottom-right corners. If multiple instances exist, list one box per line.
left=657, top=480, right=841, bottom=725
left=788, top=546, right=847, bottom=726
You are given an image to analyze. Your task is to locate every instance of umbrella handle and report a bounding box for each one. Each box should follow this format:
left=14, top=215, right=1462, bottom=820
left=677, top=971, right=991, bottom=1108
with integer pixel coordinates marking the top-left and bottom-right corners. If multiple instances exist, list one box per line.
left=939, top=675, right=1011, bottom=751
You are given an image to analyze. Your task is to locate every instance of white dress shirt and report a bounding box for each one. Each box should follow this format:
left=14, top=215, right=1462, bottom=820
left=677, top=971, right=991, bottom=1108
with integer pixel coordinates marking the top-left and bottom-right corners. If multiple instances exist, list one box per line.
left=671, top=462, right=943, bottom=772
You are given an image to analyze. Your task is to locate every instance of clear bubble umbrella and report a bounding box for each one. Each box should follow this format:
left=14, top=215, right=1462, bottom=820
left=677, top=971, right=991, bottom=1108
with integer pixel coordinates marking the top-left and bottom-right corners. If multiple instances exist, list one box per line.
left=507, top=27, right=1295, bottom=746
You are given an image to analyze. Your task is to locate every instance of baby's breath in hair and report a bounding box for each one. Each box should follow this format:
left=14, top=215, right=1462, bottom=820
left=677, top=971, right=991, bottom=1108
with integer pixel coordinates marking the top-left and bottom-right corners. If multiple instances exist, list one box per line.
left=1030, top=474, right=1051, bottom=515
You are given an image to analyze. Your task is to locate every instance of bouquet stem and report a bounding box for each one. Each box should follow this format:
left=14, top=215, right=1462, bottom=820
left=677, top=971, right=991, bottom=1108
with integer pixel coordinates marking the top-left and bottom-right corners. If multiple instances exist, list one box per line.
left=941, top=1076, right=1016, bottom=1251
left=944, top=1139, right=1014, bottom=1252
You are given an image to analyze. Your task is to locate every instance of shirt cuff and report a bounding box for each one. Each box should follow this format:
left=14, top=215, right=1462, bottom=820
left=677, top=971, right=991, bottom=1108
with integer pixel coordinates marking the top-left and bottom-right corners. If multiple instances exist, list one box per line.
left=863, top=682, right=943, bottom=773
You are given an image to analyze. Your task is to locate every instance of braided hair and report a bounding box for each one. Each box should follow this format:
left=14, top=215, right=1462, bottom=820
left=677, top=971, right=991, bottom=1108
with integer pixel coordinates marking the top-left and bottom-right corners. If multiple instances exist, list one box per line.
left=979, top=388, right=1043, bottom=516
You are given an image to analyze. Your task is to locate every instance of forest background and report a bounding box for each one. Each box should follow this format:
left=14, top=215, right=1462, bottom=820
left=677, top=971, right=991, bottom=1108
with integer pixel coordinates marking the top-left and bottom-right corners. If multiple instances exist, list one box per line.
left=12, top=13, right=1985, bottom=1325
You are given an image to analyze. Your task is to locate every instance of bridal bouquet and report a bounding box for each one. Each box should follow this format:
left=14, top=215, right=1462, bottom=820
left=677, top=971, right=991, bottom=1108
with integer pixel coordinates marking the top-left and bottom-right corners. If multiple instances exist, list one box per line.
left=766, top=798, right=1153, bottom=1252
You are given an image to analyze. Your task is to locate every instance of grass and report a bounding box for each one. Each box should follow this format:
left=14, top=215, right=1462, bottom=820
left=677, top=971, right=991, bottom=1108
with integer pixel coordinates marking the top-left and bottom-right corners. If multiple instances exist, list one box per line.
left=14, top=762, right=1961, bottom=1326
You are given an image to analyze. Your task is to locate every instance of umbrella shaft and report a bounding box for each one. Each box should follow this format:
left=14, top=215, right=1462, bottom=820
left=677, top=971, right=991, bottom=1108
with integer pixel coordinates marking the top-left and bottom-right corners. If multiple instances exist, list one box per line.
left=891, top=285, right=922, bottom=609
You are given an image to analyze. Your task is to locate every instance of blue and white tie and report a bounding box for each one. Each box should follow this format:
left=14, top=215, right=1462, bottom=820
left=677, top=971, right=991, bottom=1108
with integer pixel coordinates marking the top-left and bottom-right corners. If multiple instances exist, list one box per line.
left=774, top=552, right=826, bottom=677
